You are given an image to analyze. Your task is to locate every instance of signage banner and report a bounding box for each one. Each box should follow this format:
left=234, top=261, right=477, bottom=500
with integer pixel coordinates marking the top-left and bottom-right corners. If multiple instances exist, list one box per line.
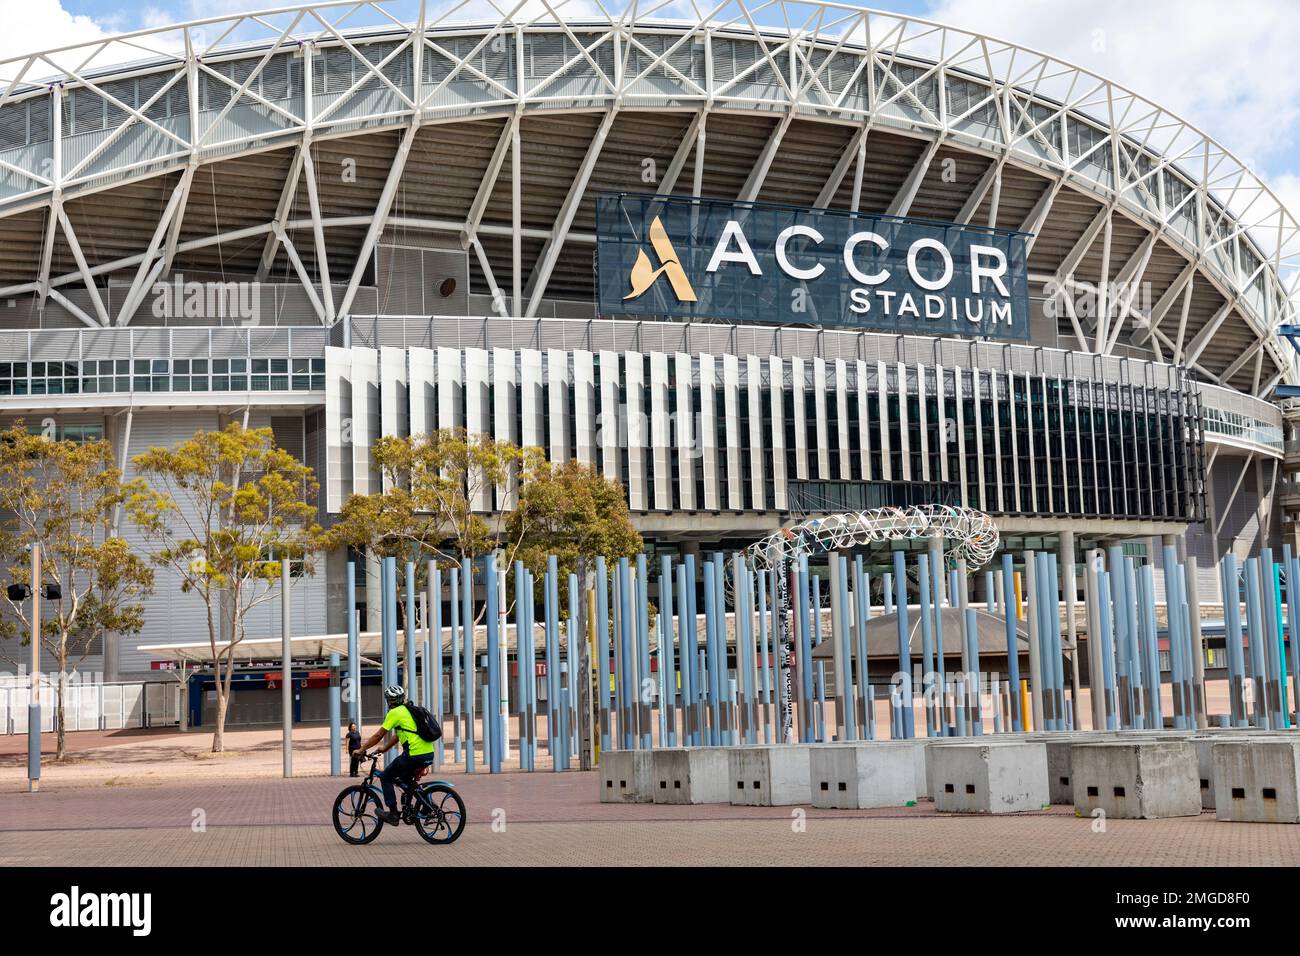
left=596, top=193, right=1031, bottom=340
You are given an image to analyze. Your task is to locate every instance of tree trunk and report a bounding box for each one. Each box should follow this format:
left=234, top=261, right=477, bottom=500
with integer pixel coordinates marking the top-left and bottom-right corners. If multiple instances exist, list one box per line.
left=55, top=659, right=66, bottom=760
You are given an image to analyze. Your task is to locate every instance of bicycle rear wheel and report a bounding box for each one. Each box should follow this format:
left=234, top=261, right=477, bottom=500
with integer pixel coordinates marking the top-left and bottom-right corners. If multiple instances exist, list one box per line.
left=414, top=784, right=466, bottom=845
left=333, top=785, right=385, bottom=845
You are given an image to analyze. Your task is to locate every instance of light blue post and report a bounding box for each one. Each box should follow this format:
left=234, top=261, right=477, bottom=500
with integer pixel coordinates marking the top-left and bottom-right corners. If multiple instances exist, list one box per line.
left=1107, top=546, right=1131, bottom=727
left=1262, top=551, right=1283, bottom=729
left=546, top=556, right=562, bottom=758
left=1163, top=545, right=1189, bottom=729
left=954, top=677, right=967, bottom=737
left=568, top=571, right=581, bottom=761
left=984, top=570, right=996, bottom=614
left=660, top=556, right=676, bottom=747
left=676, top=561, right=694, bottom=746
left=894, top=551, right=914, bottom=738
left=757, top=567, right=772, bottom=744
left=1098, top=570, right=1119, bottom=730
left=525, top=569, right=537, bottom=766
left=813, top=573, right=825, bottom=742
left=854, top=556, right=870, bottom=738
left=703, top=559, right=723, bottom=745
left=329, top=652, right=341, bottom=776
left=1047, top=553, right=1067, bottom=732
left=514, top=561, right=530, bottom=771
left=461, top=557, right=475, bottom=773
left=739, top=559, right=758, bottom=745
left=1243, top=557, right=1269, bottom=729
left=1033, top=552, right=1056, bottom=730
left=684, top=554, right=702, bottom=746
left=1272, top=561, right=1289, bottom=730
left=405, top=560, right=417, bottom=704
left=1001, top=553, right=1021, bottom=731
left=884, top=571, right=894, bottom=615
left=1221, top=554, right=1246, bottom=727
left=797, top=553, right=816, bottom=743
left=1138, top=563, right=1162, bottom=728
left=1122, top=557, right=1143, bottom=729
left=450, top=566, right=462, bottom=760
left=1289, top=551, right=1300, bottom=730
left=431, top=564, right=443, bottom=765
left=381, top=556, right=397, bottom=768
left=964, top=606, right=982, bottom=735
left=917, top=553, right=936, bottom=737
left=596, top=556, right=611, bottom=753
left=836, top=558, right=857, bottom=742
left=712, top=552, right=731, bottom=745
left=618, top=557, right=636, bottom=749
left=346, top=560, right=359, bottom=728
left=484, top=555, right=501, bottom=774
left=636, top=554, right=653, bottom=750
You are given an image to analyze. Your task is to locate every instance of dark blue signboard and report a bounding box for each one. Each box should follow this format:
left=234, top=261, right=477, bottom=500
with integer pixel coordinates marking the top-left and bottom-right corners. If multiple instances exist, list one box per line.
left=596, top=193, right=1031, bottom=340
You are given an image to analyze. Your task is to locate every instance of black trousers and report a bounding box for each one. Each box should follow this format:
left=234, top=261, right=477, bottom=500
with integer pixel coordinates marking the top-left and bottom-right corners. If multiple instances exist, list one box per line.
left=349, top=754, right=361, bottom=777
left=380, top=751, right=434, bottom=811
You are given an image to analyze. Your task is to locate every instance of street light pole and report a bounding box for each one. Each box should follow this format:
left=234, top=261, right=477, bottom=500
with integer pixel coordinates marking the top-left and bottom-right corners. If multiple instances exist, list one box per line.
left=27, top=541, right=41, bottom=793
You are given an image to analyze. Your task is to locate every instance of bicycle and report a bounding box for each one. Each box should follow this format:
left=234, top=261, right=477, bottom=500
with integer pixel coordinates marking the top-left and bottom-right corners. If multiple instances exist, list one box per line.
left=332, top=752, right=466, bottom=846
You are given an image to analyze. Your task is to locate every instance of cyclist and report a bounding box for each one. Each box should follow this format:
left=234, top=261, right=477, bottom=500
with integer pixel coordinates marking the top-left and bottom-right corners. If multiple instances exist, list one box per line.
left=354, top=684, right=436, bottom=824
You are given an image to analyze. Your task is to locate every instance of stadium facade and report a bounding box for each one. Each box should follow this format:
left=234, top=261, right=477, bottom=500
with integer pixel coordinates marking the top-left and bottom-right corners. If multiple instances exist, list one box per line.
left=0, top=1, right=1295, bottom=680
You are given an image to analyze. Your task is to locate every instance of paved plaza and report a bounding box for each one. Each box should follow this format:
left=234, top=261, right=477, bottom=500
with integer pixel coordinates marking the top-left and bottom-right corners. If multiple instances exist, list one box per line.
left=3, top=761, right=1300, bottom=867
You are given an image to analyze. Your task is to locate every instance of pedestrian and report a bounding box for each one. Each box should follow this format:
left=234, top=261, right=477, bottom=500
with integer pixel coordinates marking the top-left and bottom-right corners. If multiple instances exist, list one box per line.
left=346, top=720, right=362, bottom=777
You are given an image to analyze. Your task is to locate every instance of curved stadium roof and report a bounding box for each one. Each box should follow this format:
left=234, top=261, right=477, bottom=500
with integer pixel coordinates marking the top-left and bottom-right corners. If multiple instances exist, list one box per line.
left=0, top=0, right=1296, bottom=398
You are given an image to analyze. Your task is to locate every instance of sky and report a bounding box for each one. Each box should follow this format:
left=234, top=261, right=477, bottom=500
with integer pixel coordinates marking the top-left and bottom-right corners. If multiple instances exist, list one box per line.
left=7, top=0, right=1300, bottom=219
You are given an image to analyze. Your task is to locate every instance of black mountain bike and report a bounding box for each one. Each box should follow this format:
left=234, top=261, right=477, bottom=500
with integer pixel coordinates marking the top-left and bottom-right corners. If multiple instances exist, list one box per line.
left=332, top=753, right=466, bottom=846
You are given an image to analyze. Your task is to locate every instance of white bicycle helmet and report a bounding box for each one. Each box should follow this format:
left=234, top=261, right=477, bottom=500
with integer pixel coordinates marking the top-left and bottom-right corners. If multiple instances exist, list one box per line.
left=383, top=684, right=406, bottom=706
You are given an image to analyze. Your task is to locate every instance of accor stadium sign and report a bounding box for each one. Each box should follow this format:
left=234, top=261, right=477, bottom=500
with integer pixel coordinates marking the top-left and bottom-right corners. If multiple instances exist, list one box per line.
left=596, top=193, right=1031, bottom=340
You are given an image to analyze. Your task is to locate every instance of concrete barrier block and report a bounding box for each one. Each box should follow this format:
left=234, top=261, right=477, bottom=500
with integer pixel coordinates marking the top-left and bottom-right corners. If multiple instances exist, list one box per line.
left=599, top=749, right=654, bottom=803
left=1071, top=741, right=1201, bottom=819
left=932, top=742, right=1049, bottom=814
left=728, top=745, right=812, bottom=806
left=651, top=747, right=731, bottom=805
left=1212, top=738, right=1300, bottom=823
left=811, top=742, right=917, bottom=809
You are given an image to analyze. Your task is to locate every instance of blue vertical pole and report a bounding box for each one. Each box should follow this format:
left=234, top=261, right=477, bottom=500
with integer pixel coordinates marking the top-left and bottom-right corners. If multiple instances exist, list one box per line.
left=484, top=555, right=501, bottom=774
left=450, top=566, right=461, bottom=760
left=884, top=571, right=894, bottom=615
left=405, top=560, right=417, bottom=703
left=1244, top=557, right=1268, bottom=729
left=684, top=554, right=702, bottom=746
left=713, top=552, right=731, bottom=746
left=984, top=570, right=996, bottom=614
left=894, top=550, right=914, bottom=739
left=617, top=557, right=636, bottom=750
left=546, top=556, right=563, bottom=766
left=1122, top=557, right=1143, bottom=729
left=1138, top=563, right=1162, bottom=729
left=676, top=561, right=693, bottom=747
left=514, top=561, right=530, bottom=771
left=568, top=571, right=580, bottom=762
left=813, top=573, right=825, bottom=742
left=381, top=556, right=397, bottom=768
left=702, top=558, right=722, bottom=745
left=796, top=553, right=815, bottom=743
left=1289, top=551, right=1300, bottom=731
left=461, top=557, right=475, bottom=773
left=1261, top=550, right=1283, bottom=729
left=636, top=554, right=653, bottom=750
left=596, top=556, right=611, bottom=753
left=431, top=564, right=443, bottom=766
left=739, top=559, right=757, bottom=745
left=660, top=556, right=676, bottom=747
left=1001, top=553, right=1021, bottom=731
left=1272, top=561, right=1289, bottom=729
left=964, top=606, right=982, bottom=735
left=917, top=552, right=936, bottom=737
left=346, top=559, right=359, bottom=728
left=329, top=652, right=341, bottom=776
left=1098, top=570, right=1118, bottom=730
left=1106, top=546, right=1131, bottom=727
left=1222, top=553, right=1246, bottom=727
left=837, top=557, right=857, bottom=742
left=1047, top=552, right=1067, bottom=731
left=758, top=568, right=772, bottom=744
left=854, top=556, right=870, bottom=738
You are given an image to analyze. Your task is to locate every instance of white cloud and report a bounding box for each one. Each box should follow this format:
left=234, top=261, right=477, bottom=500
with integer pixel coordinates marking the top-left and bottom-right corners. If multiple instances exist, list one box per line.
left=0, top=0, right=114, bottom=65
left=925, top=0, right=1300, bottom=217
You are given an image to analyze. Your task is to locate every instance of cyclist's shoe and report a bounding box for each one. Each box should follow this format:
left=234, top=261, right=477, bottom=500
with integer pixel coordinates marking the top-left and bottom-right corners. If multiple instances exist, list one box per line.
left=380, top=809, right=400, bottom=825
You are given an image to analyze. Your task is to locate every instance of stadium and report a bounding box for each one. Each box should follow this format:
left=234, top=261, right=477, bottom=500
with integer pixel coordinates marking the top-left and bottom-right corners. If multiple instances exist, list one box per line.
left=0, top=0, right=1294, bottom=694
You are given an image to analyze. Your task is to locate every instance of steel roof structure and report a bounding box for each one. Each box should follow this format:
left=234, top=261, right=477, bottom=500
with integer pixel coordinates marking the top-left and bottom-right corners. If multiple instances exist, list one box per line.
left=0, top=0, right=1295, bottom=398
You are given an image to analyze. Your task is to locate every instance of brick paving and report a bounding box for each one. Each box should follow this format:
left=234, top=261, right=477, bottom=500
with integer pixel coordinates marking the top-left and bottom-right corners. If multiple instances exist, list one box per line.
left=3, top=770, right=1300, bottom=866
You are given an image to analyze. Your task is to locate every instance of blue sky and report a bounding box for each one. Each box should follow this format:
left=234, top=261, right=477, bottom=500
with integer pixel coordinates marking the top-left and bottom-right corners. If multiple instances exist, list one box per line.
left=10, top=0, right=1300, bottom=217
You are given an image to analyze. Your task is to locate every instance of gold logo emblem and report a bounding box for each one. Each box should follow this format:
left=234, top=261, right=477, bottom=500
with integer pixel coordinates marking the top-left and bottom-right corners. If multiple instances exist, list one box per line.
left=624, top=215, right=697, bottom=302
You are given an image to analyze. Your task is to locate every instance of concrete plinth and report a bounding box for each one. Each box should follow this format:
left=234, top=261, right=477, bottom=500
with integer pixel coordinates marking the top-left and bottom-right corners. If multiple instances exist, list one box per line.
left=1071, top=741, right=1201, bottom=819
left=931, top=742, right=1049, bottom=814
left=599, top=749, right=654, bottom=803
left=651, top=747, right=731, bottom=805
left=1212, top=738, right=1300, bottom=823
left=728, top=745, right=813, bottom=806
left=811, top=742, right=917, bottom=809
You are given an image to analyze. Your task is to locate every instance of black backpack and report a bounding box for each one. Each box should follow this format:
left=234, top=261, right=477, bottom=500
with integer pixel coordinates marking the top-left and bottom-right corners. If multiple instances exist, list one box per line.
left=403, top=702, right=443, bottom=743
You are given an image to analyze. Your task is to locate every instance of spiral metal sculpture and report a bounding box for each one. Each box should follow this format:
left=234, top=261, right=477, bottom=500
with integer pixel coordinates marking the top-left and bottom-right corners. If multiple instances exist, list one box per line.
left=744, top=505, right=1000, bottom=571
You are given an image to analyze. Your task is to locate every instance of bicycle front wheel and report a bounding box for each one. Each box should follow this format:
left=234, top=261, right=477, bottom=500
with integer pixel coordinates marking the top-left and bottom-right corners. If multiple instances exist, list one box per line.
left=414, top=784, right=466, bottom=845
left=333, top=785, right=385, bottom=845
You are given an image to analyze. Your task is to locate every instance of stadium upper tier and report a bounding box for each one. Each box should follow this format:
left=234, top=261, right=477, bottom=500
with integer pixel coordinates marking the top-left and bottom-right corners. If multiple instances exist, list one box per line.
left=0, top=0, right=1295, bottom=398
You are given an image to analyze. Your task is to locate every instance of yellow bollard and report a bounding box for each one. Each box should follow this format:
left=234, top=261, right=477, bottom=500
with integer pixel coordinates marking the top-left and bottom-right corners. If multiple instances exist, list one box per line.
left=1014, top=571, right=1024, bottom=621
left=1020, top=678, right=1031, bottom=732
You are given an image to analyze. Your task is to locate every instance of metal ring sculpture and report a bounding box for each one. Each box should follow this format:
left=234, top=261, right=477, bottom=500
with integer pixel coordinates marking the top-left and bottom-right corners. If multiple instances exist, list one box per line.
left=745, top=505, right=999, bottom=571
